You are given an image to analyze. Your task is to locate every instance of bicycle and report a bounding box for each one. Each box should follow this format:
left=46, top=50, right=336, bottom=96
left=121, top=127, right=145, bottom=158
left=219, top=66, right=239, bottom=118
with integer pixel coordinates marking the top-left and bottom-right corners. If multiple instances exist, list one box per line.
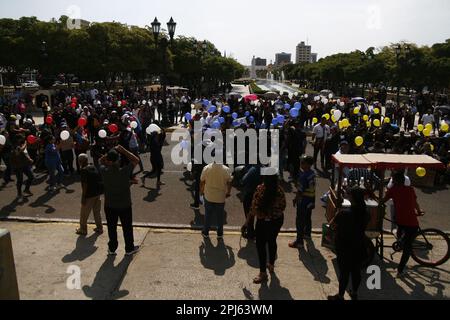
left=380, top=216, right=450, bottom=267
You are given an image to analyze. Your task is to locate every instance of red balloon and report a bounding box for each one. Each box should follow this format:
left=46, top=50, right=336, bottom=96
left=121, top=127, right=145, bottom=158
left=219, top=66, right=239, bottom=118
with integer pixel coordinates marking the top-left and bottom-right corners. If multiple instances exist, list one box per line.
left=109, top=124, right=118, bottom=133
left=45, top=116, right=53, bottom=125
left=78, top=117, right=87, bottom=127
left=121, top=100, right=127, bottom=106
left=27, top=135, right=37, bottom=144
left=71, top=102, right=77, bottom=108
left=71, top=97, right=77, bottom=103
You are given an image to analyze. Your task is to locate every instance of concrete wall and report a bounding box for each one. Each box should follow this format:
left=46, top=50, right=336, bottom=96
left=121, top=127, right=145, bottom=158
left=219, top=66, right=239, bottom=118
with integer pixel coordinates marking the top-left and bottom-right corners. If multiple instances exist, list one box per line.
left=0, top=229, right=20, bottom=300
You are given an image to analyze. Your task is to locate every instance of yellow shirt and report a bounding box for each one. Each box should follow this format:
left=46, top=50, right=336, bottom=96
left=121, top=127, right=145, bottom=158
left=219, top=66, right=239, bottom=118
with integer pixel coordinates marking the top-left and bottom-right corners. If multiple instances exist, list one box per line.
left=201, top=163, right=232, bottom=203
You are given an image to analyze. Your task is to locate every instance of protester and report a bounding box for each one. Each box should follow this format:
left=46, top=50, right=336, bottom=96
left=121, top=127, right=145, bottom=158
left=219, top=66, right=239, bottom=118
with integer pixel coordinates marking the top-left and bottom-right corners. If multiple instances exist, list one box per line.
left=10, top=134, right=34, bottom=199
left=246, top=173, right=286, bottom=284
left=44, top=136, right=64, bottom=191
left=290, top=156, right=316, bottom=249
left=100, top=145, right=140, bottom=256
left=328, top=186, right=369, bottom=301
left=200, top=157, right=232, bottom=240
left=77, top=153, right=104, bottom=236
left=240, top=163, right=262, bottom=240
left=382, top=171, right=424, bottom=276
left=312, top=116, right=330, bottom=171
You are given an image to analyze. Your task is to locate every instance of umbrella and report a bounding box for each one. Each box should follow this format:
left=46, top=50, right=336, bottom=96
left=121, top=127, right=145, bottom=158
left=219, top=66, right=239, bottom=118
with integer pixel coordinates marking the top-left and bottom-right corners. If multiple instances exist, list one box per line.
left=351, top=97, right=367, bottom=103
left=435, top=105, right=450, bottom=116
left=244, top=94, right=259, bottom=102
left=263, top=92, right=278, bottom=99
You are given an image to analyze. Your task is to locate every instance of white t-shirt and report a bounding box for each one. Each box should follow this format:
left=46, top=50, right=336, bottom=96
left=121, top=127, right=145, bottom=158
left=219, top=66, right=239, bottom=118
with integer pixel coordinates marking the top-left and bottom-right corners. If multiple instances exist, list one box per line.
left=201, top=163, right=232, bottom=203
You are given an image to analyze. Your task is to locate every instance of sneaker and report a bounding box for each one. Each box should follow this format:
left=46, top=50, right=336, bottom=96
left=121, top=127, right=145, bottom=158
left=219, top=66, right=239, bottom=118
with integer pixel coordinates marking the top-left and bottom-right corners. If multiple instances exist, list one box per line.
left=125, top=246, right=140, bottom=256
left=190, top=203, right=200, bottom=209
left=107, top=250, right=117, bottom=256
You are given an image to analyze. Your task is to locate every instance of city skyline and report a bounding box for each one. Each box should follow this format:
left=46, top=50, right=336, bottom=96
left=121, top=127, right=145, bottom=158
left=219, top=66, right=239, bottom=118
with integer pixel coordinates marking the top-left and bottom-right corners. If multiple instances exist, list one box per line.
left=0, top=0, right=449, bottom=66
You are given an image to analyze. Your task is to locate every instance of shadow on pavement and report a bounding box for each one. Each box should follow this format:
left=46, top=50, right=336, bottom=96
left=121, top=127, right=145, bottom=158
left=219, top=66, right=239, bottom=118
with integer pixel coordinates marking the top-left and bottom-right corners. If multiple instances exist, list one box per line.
left=142, top=187, right=162, bottom=203
left=199, top=238, right=235, bottom=276
left=29, top=190, right=58, bottom=214
left=82, top=255, right=132, bottom=300
left=298, top=240, right=331, bottom=284
left=62, top=233, right=101, bottom=263
left=258, top=273, right=294, bottom=300
left=0, top=196, right=29, bottom=217
left=237, top=240, right=259, bottom=269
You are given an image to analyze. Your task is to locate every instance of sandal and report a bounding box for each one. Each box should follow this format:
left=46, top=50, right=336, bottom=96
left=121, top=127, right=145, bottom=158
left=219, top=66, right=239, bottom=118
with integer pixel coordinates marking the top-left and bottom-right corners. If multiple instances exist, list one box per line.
left=253, top=273, right=268, bottom=284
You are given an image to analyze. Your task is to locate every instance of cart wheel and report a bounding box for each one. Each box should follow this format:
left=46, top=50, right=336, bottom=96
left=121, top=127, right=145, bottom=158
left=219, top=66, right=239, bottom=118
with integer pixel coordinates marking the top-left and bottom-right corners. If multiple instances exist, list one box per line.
left=363, top=237, right=376, bottom=268
left=411, top=229, right=450, bottom=267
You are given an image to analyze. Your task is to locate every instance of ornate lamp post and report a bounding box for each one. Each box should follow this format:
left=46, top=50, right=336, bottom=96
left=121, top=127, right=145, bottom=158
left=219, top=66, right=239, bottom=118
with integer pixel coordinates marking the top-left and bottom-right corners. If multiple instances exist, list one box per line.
left=151, top=17, right=177, bottom=126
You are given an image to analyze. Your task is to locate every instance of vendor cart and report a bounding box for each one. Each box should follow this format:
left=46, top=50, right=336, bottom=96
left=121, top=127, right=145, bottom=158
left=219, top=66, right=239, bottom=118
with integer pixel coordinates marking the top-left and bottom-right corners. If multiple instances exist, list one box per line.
left=324, top=153, right=447, bottom=264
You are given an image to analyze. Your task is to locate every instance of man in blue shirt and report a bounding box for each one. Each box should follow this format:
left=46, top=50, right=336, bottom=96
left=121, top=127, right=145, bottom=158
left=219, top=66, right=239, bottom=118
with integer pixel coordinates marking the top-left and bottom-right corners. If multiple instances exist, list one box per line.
left=290, top=156, right=316, bottom=248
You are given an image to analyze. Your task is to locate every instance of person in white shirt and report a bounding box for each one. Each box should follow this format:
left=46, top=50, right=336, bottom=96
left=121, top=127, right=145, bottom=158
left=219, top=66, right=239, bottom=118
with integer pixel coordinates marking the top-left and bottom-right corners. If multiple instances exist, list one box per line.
left=312, top=116, right=330, bottom=170
left=200, top=161, right=232, bottom=240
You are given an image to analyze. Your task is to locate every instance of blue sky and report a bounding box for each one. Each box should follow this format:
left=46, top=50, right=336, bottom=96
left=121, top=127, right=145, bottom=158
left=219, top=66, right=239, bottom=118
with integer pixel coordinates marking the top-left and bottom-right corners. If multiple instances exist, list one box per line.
left=1, top=0, right=449, bottom=65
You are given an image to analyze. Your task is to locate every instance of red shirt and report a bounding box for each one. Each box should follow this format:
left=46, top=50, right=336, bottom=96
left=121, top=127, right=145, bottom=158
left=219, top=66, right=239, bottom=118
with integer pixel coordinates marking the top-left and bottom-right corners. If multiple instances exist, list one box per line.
left=385, top=185, right=419, bottom=227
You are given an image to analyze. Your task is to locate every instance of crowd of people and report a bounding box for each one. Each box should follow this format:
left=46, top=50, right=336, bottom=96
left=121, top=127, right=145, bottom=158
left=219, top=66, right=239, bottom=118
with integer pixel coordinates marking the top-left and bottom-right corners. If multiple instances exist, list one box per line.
left=1, top=86, right=450, bottom=299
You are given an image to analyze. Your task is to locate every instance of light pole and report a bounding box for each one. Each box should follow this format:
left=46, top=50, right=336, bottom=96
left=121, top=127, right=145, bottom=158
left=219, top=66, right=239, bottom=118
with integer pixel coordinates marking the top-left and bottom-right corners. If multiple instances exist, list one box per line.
left=394, top=44, right=411, bottom=106
left=151, top=17, right=177, bottom=126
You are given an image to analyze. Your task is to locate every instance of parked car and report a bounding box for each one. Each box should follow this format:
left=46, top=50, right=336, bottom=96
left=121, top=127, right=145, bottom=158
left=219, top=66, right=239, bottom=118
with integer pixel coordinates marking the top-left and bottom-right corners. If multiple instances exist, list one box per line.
left=21, top=81, right=39, bottom=88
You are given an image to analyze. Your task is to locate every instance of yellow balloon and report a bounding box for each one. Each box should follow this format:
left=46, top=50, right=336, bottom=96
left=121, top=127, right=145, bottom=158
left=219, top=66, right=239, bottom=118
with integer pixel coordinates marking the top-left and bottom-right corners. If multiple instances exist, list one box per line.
left=324, top=114, right=330, bottom=120
left=417, top=124, right=424, bottom=132
left=354, top=107, right=360, bottom=115
left=366, top=121, right=372, bottom=128
left=374, top=108, right=380, bottom=114
left=342, top=119, right=350, bottom=128
left=423, top=128, right=431, bottom=137
left=441, top=123, right=449, bottom=132
left=384, top=117, right=391, bottom=124
left=331, top=115, right=337, bottom=123
left=312, top=117, right=318, bottom=124
left=416, top=167, right=426, bottom=178
left=430, top=144, right=435, bottom=152
left=355, top=136, right=364, bottom=147
left=373, top=119, right=381, bottom=127
left=425, top=123, right=433, bottom=131
left=338, top=121, right=344, bottom=129
left=363, top=115, right=369, bottom=121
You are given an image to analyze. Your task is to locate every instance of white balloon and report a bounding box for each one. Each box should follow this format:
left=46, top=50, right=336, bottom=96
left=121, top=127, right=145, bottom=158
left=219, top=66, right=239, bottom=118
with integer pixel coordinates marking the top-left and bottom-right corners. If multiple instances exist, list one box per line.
left=328, top=93, right=333, bottom=99
left=337, top=99, right=341, bottom=104
left=307, top=105, right=312, bottom=111
left=304, top=94, right=309, bottom=99
left=60, top=130, right=70, bottom=141
left=322, top=98, right=329, bottom=104
left=340, top=102, right=345, bottom=107
left=142, top=100, right=147, bottom=105
left=158, top=100, right=163, bottom=105
left=0, top=134, right=6, bottom=146
left=333, top=110, right=343, bottom=121
left=98, top=130, right=107, bottom=139
left=16, top=114, right=22, bottom=121
left=130, top=121, right=138, bottom=129
left=314, top=96, right=320, bottom=101
left=146, top=124, right=161, bottom=135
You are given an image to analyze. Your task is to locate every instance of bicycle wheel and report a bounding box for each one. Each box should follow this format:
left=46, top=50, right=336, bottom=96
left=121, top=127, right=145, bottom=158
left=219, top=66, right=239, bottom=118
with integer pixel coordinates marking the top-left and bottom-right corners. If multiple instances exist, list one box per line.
left=411, top=229, right=450, bottom=267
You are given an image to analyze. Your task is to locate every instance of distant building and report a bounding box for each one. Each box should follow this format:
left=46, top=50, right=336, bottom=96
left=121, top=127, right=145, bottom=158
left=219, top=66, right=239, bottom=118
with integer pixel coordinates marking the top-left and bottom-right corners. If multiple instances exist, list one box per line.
left=249, top=56, right=268, bottom=79
left=275, top=52, right=292, bottom=67
left=254, top=57, right=267, bottom=66
left=311, top=53, right=318, bottom=63
left=296, top=42, right=311, bottom=64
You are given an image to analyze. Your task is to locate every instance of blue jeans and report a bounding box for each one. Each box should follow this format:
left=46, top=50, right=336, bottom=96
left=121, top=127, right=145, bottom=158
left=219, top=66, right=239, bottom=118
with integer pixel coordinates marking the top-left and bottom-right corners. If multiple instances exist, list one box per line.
left=296, top=198, right=315, bottom=243
left=47, top=164, right=64, bottom=187
left=203, top=198, right=225, bottom=237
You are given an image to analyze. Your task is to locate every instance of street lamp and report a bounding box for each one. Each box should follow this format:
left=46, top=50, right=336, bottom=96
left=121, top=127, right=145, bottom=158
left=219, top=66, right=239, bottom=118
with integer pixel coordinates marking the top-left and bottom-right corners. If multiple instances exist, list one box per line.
left=151, top=17, right=177, bottom=126
left=167, top=17, right=177, bottom=42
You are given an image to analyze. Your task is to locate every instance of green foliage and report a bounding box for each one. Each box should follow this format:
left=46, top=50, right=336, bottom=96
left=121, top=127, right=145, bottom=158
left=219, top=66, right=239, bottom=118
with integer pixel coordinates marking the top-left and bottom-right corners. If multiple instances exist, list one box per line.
left=0, top=16, right=244, bottom=91
left=280, top=40, right=450, bottom=92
